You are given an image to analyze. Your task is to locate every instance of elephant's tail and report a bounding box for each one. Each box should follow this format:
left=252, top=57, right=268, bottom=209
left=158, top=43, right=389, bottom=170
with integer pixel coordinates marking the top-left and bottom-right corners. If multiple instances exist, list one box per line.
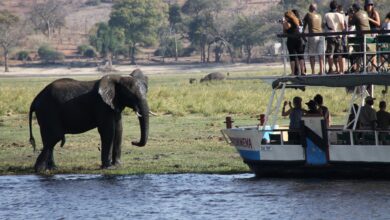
left=29, top=101, right=36, bottom=152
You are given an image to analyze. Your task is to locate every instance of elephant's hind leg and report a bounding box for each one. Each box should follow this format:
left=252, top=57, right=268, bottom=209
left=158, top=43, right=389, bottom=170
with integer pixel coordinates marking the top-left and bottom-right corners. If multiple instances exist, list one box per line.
left=34, top=126, right=63, bottom=172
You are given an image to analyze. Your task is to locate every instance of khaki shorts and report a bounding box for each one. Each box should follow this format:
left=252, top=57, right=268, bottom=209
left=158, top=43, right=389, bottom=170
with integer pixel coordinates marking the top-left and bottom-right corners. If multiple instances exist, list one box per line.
left=307, top=36, right=325, bottom=56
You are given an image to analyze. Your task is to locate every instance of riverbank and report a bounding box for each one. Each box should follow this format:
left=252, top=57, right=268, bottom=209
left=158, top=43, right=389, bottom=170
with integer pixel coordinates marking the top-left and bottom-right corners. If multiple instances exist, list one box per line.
left=0, top=62, right=282, bottom=78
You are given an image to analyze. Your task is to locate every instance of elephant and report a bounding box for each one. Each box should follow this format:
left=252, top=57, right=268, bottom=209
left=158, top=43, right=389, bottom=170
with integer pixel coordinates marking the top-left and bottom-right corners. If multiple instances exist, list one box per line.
left=200, top=72, right=226, bottom=83
left=28, top=69, right=149, bottom=172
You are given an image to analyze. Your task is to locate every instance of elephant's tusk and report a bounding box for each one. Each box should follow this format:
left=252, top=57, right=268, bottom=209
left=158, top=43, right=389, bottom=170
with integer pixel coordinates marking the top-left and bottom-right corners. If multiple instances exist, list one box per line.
left=149, top=111, right=158, bottom=116
left=136, top=112, right=142, bottom=117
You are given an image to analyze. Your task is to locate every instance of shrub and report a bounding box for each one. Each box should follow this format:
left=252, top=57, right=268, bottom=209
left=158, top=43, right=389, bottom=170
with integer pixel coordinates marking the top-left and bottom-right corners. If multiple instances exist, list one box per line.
left=16, top=51, right=29, bottom=61
left=85, top=0, right=101, bottom=6
left=154, top=38, right=183, bottom=57
left=181, top=46, right=196, bottom=57
left=38, top=45, right=64, bottom=63
left=77, top=44, right=96, bottom=58
left=84, top=48, right=97, bottom=58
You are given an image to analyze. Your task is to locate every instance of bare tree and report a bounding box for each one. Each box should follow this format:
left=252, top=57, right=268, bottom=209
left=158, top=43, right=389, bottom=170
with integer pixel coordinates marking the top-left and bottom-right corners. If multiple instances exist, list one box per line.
left=29, top=0, right=68, bottom=39
left=0, top=10, right=28, bottom=72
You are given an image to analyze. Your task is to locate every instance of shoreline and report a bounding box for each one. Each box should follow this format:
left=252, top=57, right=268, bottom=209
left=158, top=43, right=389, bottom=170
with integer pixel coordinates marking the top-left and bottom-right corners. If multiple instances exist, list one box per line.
left=0, top=62, right=282, bottom=78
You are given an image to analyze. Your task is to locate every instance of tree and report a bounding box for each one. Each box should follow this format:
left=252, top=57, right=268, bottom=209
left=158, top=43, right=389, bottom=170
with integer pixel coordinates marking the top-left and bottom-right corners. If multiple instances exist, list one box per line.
left=168, top=3, right=182, bottom=61
left=0, top=10, right=26, bottom=72
left=29, top=0, right=67, bottom=39
left=109, top=0, right=168, bottom=64
left=89, top=22, right=125, bottom=68
left=230, top=15, right=267, bottom=63
left=182, top=0, right=230, bottom=63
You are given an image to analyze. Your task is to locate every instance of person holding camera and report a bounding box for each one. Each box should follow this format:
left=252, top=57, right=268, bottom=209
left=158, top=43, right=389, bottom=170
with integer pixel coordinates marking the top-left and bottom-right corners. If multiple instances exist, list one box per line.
left=282, top=10, right=305, bottom=76
left=282, top=96, right=305, bottom=143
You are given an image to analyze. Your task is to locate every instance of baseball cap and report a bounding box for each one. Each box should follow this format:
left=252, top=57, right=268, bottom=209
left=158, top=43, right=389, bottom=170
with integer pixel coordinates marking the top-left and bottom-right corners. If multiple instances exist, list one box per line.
left=365, top=96, right=376, bottom=102
left=365, top=0, right=374, bottom=6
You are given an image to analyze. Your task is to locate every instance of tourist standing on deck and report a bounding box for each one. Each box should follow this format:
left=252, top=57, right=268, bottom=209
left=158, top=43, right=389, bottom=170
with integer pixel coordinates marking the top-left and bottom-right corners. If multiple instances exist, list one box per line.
left=365, top=0, right=381, bottom=71
left=303, top=3, right=324, bottom=75
left=282, top=10, right=305, bottom=76
left=324, top=0, right=345, bottom=74
left=349, top=3, right=371, bottom=72
left=383, top=12, right=390, bottom=33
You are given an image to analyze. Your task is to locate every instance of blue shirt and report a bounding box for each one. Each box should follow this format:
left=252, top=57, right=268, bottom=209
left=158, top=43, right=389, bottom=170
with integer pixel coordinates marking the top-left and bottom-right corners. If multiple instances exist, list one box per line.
left=289, top=108, right=304, bottom=129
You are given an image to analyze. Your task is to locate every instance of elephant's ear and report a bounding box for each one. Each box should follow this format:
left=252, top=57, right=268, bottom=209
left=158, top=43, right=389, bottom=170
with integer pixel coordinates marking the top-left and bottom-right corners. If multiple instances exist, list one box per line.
left=99, top=75, right=118, bottom=110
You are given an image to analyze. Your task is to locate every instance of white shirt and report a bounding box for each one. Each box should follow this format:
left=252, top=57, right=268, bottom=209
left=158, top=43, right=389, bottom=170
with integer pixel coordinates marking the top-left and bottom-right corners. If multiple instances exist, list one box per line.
left=324, top=12, right=345, bottom=32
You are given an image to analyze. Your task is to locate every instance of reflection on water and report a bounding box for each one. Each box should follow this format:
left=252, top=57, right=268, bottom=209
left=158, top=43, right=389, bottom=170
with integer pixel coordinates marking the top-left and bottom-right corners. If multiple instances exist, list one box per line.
left=1, top=174, right=390, bottom=219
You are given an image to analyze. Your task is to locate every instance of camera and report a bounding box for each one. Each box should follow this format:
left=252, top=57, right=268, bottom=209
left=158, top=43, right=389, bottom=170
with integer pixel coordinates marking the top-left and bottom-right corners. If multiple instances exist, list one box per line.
left=278, top=17, right=285, bottom=23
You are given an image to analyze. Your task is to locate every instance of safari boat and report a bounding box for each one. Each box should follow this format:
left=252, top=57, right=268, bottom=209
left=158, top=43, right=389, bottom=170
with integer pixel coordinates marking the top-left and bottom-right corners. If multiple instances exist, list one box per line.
left=221, top=31, right=390, bottom=178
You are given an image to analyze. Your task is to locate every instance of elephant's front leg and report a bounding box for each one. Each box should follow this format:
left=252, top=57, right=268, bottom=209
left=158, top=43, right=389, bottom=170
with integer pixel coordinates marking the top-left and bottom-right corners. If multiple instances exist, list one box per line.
left=98, top=120, right=115, bottom=168
left=112, top=116, right=123, bottom=166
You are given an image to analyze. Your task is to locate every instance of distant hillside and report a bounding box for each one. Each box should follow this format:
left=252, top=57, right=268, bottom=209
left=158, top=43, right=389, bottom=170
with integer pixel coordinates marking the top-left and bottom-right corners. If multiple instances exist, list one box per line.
left=0, top=0, right=279, bottom=57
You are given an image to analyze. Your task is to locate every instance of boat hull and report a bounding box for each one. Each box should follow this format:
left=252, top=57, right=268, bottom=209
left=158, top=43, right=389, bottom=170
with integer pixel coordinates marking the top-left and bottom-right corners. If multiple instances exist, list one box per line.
left=245, top=160, right=390, bottom=179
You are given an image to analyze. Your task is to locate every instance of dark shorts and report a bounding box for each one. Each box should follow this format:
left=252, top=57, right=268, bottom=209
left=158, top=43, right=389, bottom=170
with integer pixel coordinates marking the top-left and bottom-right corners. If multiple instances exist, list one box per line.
left=326, top=37, right=342, bottom=58
left=287, top=37, right=305, bottom=61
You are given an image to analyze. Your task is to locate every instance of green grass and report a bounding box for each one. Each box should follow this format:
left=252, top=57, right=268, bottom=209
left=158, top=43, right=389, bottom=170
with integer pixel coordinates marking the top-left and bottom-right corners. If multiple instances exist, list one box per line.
left=1, top=69, right=389, bottom=174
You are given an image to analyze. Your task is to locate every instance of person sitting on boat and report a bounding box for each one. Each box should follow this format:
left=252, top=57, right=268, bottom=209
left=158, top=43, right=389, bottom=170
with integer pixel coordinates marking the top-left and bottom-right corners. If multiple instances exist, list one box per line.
left=304, top=100, right=322, bottom=116
left=282, top=96, right=304, bottom=144
left=314, top=94, right=331, bottom=127
left=359, top=96, right=377, bottom=129
left=376, top=101, right=390, bottom=130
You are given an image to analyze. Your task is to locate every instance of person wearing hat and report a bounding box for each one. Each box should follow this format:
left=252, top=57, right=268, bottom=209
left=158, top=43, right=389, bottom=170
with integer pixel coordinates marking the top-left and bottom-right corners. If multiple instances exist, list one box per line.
left=304, top=99, right=322, bottom=116
left=365, top=0, right=381, bottom=30
left=359, top=96, right=377, bottom=129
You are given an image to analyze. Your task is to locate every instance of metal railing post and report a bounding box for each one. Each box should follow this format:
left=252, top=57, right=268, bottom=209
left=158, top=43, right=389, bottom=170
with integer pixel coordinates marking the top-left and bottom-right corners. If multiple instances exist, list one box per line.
left=282, top=37, right=287, bottom=76
left=364, top=34, right=367, bottom=74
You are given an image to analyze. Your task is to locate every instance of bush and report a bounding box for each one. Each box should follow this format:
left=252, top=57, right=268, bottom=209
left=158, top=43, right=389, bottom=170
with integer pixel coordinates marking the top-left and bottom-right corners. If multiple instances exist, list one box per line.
left=16, top=51, right=29, bottom=61
left=181, top=47, right=196, bottom=57
left=85, top=0, right=101, bottom=6
left=77, top=44, right=96, bottom=58
left=38, top=45, right=64, bottom=63
left=84, top=48, right=97, bottom=58
left=154, top=38, right=183, bottom=57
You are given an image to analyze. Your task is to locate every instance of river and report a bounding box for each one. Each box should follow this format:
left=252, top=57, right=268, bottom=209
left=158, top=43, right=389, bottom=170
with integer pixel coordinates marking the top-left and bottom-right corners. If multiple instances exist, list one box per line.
left=1, top=174, right=390, bottom=219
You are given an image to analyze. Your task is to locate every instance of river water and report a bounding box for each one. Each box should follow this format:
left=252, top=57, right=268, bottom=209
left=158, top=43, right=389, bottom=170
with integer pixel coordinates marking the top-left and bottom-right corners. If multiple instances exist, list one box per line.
left=1, top=173, right=390, bottom=220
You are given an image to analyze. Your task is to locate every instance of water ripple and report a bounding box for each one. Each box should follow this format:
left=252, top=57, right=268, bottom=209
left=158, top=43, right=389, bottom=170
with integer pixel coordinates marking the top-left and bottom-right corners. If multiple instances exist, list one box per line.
left=1, top=174, right=390, bottom=219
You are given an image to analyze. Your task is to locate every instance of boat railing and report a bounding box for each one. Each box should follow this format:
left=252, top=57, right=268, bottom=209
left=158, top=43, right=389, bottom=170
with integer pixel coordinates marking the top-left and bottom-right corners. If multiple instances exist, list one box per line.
left=328, top=128, right=390, bottom=146
left=262, top=127, right=390, bottom=146
left=277, top=30, right=390, bottom=75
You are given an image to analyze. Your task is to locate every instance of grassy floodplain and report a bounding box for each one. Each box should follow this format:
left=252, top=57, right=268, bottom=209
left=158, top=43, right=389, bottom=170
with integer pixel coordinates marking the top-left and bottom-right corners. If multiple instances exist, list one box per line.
left=1, top=67, right=389, bottom=175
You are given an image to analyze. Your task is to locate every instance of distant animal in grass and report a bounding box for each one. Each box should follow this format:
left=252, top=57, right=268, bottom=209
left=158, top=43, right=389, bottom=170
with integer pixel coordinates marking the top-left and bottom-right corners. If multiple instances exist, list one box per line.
left=189, top=78, right=197, bottom=84
left=200, top=72, right=226, bottom=83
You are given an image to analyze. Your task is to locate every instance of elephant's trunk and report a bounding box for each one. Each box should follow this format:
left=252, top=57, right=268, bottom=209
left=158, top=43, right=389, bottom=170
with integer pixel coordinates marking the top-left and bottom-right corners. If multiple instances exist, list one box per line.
left=132, top=99, right=149, bottom=147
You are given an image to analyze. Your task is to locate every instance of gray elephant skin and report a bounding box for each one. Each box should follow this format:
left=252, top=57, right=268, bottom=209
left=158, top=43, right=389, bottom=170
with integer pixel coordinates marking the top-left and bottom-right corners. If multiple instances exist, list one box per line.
left=200, top=72, right=226, bottom=83
left=29, top=69, right=149, bottom=172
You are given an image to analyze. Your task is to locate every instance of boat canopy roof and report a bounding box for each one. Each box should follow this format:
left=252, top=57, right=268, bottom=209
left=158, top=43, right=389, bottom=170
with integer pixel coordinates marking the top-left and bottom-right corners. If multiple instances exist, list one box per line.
left=272, top=74, right=390, bottom=89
